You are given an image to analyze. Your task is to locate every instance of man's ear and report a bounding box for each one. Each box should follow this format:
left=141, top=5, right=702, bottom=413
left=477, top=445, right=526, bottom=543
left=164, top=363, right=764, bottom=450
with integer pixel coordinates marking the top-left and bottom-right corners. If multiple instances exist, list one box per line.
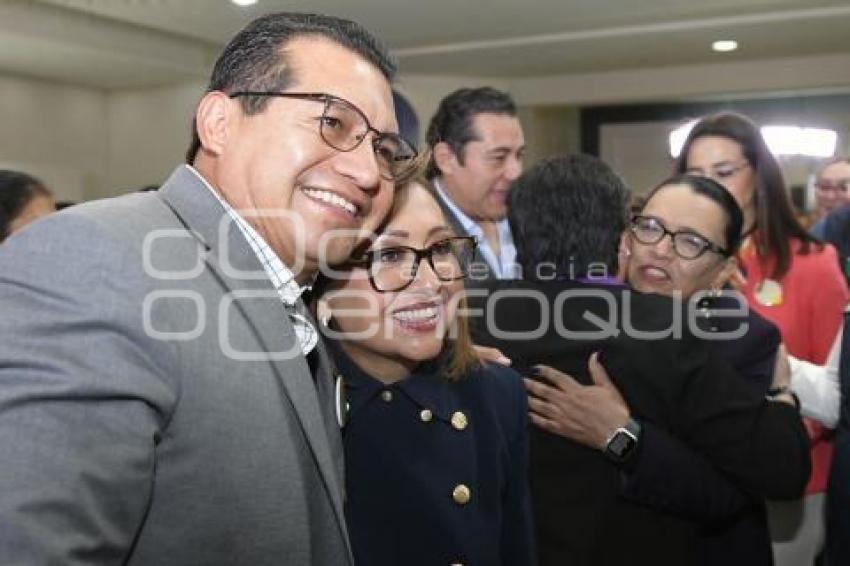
left=195, top=91, right=233, bottom=157
left=433, top=141, right=459, bottom=175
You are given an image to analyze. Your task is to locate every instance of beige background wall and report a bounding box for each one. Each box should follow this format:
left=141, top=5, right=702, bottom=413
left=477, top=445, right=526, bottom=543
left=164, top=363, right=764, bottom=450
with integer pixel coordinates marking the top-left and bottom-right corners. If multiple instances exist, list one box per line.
left=2, top=51, right=850, bottom=202
left=0, top=74, right=107, bottom=202
left=105, top=81, right=204, bottom=195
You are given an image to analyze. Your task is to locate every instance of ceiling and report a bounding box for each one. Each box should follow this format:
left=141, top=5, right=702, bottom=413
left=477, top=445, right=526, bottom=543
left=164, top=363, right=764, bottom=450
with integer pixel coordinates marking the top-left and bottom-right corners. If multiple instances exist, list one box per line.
left=2, top=0, right=850, bottom=89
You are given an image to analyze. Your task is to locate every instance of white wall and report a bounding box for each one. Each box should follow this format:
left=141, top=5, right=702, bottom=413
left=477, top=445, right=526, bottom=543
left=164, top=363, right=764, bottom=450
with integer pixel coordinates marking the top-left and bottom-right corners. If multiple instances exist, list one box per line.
left=105, top=81, right=204, bottom=194
left=4, top=51, right=850, bottom=203
left=508, top=52, right=850, bottom=107
left=0, top=74, right=107, bottom=202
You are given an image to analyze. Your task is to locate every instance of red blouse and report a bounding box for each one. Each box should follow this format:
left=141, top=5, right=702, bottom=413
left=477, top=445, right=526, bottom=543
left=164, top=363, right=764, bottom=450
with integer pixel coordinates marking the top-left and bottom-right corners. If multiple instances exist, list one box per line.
left=739, top=237, right=849, bottom=494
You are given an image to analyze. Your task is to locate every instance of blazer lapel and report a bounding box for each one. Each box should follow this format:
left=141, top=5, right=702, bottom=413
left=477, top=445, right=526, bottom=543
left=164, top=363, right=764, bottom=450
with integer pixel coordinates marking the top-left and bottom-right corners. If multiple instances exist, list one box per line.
left=157, top=166, right=350, bottom=550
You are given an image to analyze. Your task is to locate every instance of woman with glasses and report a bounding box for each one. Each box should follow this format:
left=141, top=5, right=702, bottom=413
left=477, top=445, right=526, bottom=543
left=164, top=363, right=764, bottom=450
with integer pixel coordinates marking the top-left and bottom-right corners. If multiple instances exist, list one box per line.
left=675, top=112, right=848, bottom=566
left=626, top=174, right=783, bottom=391
left=313, top=177, right=534, bottom=566
left=622, top=174, right=798, bottom=565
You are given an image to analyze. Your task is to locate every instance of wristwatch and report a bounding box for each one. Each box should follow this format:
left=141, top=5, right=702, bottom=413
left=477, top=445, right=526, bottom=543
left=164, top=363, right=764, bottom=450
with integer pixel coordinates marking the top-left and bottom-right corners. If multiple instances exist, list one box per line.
left=766, top=385, right=801, bottom=411
left=604, top=418, right=641, bottom=465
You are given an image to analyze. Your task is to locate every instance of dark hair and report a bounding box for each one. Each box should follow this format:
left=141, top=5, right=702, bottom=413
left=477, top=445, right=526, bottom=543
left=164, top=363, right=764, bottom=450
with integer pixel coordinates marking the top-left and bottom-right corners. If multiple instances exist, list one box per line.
left=641, top=174, right=744, bottom=255
left=0, top=170, right=51, bottom=242
left=425, top=87, right=517, bottom=178
left=393, top=90, right=420, bottom=148
left=675, top=112, right=819, bottom=280
left=186, top=12, right=395, bottom=164
left=509, top=154, right=630, bottom=278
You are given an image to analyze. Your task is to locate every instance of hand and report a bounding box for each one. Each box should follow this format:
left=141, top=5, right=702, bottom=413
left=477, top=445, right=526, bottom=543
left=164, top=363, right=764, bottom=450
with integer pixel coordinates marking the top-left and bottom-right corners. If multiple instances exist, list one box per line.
left=472, top=345, right=511, bottom=366
left=771, top=344, right=790, bottom=390
left=525, top=353, right=630, bottom=450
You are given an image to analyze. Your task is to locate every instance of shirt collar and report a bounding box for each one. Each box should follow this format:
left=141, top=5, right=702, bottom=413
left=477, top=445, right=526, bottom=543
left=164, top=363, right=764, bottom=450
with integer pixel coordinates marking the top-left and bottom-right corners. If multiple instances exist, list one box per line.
left=433, top=178, right=482, bottom=237
left=332, top=343, right=461, bottom=423
left=185, top=165, right=314, bottom=303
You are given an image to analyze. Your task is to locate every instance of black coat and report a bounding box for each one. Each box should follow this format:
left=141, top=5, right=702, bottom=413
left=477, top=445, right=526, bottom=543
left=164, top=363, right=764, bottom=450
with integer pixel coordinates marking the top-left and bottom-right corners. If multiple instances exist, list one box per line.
left=468, top=279, right=810, bottom=566
left=827, top=311, right=850, bottom=564
left=337, top=349, right=536, bottom=566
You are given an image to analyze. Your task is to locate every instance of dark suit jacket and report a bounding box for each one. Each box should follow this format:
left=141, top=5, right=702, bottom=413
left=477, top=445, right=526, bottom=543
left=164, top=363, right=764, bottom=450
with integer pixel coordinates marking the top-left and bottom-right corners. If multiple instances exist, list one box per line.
left=468, top=279, right=810, bottom=566
left=0, top=166, right=351, bottom=565
left=691, top=298, right=781, bottom=566
left=337, top=349, right=536, bottom=565
left=827, top=310, right=850, bottom=564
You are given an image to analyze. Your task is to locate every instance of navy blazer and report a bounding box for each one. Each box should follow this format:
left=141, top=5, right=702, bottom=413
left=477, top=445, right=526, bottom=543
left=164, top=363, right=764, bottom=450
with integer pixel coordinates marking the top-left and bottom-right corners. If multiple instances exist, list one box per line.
left=336, top=349, right=536, bottom=566
left=827, top=311, right=850, bottom=564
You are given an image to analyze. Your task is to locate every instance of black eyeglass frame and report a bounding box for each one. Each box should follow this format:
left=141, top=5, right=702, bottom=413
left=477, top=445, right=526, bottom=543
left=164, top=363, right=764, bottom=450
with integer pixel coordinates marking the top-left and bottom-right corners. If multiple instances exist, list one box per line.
left=630, top=215, right=729, bottom=259
left=228, top=91, right=418, bottom=181
left=349, top=236, right=478, bottom=293
left=815, top=179, right=850, bottom=193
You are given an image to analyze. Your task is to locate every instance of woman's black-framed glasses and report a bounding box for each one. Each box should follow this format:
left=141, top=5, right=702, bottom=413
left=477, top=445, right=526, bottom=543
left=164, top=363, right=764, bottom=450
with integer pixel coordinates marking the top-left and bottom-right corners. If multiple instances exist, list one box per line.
left=228, top=91, right=418, bottom=181
left=351, top=236, right=477, bottom=292
left=630, top=215, right=729, bottom=259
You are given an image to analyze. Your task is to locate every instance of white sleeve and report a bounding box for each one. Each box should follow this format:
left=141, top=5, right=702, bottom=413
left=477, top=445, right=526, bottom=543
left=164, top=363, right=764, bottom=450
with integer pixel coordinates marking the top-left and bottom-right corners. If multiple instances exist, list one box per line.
left=789, top=326, right=842, bottom=428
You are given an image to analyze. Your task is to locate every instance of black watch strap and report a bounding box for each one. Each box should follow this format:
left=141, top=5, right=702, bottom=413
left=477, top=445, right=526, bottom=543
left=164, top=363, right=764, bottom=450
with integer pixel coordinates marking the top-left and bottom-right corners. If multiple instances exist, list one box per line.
left=604, top=418, right=641, bottom=465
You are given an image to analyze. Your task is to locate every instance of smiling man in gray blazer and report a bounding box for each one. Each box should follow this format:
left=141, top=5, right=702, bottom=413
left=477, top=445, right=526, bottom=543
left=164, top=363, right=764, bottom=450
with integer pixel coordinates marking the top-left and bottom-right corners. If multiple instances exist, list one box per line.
left=0, top=12, right=417, bottom=565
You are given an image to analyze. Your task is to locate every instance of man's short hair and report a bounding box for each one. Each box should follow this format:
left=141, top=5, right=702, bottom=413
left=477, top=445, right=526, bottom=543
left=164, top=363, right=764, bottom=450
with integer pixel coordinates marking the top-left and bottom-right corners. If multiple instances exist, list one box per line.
left=508, top=154, right=630, bottom=279
left=425, top=87, right=517, bottom=178
left=186, top=12, right=395, bottom=164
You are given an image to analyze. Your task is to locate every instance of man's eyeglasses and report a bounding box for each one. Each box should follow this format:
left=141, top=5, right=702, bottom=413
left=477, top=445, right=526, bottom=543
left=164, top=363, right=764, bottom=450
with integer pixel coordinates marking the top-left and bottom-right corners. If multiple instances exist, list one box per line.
left=815, top=179, right=850, bottom=194
left=350, top=236, right=477, bottom=292
left=685, top=161, right=750, bottom=182
left=630, top=215, right=729, bottom=259
left=228, top=91, right=418, bottom=182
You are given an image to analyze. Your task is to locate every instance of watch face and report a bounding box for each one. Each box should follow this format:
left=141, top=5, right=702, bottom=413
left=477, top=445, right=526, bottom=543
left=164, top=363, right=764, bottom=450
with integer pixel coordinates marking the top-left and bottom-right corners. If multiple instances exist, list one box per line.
left=606, top=428, right=637, bottom=461
left=608, top=431, right=633, bottom=457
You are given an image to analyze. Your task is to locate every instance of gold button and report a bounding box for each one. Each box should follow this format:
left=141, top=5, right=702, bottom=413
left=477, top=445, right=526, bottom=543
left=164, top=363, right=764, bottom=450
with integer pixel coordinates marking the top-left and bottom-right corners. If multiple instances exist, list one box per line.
left=380, top=390, right=393, bottom=402
left=452, top=484, right=471, bottom=505
left=451, top=411, right=468, bottom=431
left=420, top=409, right=433, bottom=422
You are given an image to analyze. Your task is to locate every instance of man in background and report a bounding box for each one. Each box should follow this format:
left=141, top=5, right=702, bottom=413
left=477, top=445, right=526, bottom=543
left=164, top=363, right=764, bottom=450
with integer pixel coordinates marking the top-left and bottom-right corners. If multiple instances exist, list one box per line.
left=810, top=157, right=850, bottom=234
left=426, top=86, right=525, bottom=281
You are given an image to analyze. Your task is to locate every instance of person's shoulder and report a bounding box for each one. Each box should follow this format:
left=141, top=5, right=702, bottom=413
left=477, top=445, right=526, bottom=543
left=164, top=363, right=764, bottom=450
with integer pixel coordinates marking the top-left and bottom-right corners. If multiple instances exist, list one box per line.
left=790, top=238, right=843, bottom=278
left=1, top=193, right=155, bottom=259
left=66, top=192, right=174, bottom=239
left=459, top=362, right=524, bottom=400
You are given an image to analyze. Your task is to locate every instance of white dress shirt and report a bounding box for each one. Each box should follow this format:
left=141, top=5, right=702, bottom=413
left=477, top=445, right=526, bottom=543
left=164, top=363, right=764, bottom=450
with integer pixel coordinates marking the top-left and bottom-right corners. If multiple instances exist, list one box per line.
left=434, top=179, right=518, bottom=279
left=790, top=324, right=842, bottom=428
left=188, top=165, right=317, bottom=355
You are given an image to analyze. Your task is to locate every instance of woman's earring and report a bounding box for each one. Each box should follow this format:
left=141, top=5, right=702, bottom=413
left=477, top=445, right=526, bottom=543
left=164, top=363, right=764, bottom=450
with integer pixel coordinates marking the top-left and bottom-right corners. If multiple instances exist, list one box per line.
left=320, top=313, right=331, bottom=327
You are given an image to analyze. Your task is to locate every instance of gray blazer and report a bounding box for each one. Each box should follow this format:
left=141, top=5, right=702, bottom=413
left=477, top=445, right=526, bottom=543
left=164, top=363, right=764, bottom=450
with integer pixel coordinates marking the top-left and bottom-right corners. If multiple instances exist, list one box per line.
left=0, top=166, right=352, bottom=565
